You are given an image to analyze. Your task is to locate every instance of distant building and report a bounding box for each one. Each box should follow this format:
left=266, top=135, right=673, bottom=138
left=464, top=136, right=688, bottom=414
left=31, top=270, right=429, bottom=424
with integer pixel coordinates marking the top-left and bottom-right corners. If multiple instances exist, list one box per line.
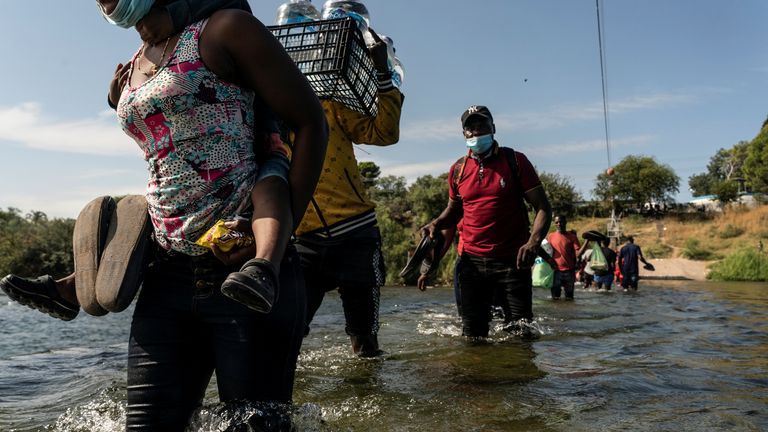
left=689, top=193, right=764, bottom=212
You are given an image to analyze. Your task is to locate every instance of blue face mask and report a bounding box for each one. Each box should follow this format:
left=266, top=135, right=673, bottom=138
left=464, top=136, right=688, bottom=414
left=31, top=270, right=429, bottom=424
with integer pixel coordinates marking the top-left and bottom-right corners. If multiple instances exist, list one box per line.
left=100, top=0, right=155, bottom=28
left=466, top=134, right=494, bottom=155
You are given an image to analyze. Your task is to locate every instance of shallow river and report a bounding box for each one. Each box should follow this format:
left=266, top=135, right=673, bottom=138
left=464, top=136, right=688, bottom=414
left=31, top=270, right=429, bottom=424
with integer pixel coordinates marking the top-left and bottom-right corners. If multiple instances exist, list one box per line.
left=1, top=280, right=766, bottom=431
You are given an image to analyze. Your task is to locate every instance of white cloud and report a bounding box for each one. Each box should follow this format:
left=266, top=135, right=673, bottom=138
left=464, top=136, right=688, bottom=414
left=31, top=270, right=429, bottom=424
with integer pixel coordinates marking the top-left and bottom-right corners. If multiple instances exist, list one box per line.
left=0, top=102, right=139, bottom=156
left=401, top=91, right=696, bottom=142
left=380, top=160, right=454, bottom=181
left=523, top=135, right=655, bottom=158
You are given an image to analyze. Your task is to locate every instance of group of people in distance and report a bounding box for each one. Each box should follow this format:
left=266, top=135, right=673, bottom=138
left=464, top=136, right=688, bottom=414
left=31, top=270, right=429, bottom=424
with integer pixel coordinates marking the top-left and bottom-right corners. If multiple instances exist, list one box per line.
left=546, top=215, right=652, bottom=297
left=0, top=1, right=649, bottom=430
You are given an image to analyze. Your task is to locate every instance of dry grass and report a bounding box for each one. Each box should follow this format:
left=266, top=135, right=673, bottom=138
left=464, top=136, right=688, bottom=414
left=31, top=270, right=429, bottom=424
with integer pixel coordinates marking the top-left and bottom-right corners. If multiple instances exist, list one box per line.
left=571, top=205, right=768, bottom=259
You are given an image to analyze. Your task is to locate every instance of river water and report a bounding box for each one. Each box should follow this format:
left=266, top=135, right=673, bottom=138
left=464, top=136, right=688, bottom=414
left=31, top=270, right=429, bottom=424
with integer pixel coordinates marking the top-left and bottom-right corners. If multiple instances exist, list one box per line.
left=1, top=280, right=766, bottom=431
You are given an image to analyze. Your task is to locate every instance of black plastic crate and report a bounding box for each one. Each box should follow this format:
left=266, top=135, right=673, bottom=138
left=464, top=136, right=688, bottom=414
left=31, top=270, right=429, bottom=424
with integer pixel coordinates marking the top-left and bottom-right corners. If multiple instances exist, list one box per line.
left=268, top=17, right=378, bottom=117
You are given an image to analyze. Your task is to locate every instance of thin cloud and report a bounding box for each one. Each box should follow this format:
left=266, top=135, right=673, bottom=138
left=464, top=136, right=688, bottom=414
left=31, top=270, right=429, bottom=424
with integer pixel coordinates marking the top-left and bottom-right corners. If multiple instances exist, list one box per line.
left=522, top=135, right=655, bottom=157
left=402, top=91, right=696, bottom=142
left=0, top=102, right=139, bottom=156
left=380, top=160, right=452, bottom=181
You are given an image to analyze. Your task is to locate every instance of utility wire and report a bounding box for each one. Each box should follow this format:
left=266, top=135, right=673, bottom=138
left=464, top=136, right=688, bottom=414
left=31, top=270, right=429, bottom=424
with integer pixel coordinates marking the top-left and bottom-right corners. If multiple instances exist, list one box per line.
left=596, top=0, right=611, bottom=168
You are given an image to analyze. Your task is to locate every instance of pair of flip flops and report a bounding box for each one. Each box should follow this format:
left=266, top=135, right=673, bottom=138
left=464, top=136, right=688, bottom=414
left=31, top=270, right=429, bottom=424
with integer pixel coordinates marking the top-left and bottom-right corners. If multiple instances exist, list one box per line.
left=75, top=195, right=152, bottom=315
left=1, top=195, right=152, bottom=320
left=399, top=233, right=445, bottom=282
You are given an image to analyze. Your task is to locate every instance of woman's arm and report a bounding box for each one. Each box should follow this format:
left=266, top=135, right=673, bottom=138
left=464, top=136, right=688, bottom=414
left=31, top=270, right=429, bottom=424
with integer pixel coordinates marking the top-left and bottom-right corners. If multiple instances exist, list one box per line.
left=202, top=10, right=328, bottom=228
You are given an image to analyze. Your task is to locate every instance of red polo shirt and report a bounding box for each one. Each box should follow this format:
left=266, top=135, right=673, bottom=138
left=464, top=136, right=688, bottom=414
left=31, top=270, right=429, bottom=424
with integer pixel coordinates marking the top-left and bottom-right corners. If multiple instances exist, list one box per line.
left=547, top=231, right=581, bottom=271
left=448, top=147, right=542, bottom=258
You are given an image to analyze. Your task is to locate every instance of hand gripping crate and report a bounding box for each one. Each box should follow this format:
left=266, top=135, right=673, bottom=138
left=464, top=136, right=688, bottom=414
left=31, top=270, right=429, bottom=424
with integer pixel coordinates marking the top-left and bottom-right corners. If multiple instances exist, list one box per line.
left=268, top=17, right=378, bottom=117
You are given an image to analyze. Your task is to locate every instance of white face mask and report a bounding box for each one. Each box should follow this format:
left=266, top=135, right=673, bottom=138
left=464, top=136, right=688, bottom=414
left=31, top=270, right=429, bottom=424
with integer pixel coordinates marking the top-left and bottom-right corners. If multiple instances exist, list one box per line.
left=99, top=0, right=155, bottom=28
left=465, top=134, right=494, bottom=154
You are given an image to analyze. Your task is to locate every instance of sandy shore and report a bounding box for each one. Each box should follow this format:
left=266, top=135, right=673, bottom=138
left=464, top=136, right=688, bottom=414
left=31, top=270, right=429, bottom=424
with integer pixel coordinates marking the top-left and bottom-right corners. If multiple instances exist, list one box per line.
left=640, top=258, right=712, bottom=281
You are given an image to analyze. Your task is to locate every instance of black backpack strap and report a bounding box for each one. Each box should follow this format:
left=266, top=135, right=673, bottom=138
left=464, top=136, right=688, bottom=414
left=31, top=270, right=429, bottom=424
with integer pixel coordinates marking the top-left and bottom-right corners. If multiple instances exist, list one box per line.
left=451, top=155, right=468, bottom=187
left=500, top=146, right=520, bottom=181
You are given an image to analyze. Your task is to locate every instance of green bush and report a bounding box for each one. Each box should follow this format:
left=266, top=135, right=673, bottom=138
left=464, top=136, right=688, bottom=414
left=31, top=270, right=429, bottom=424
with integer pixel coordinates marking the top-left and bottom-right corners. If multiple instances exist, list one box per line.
left=718, top=224, right=745, bottom=239
left=708, top=248, right=768, bottom=281
left=681, top=238, right=719, bottom=260
left=644, top=242, right=673, bottom=258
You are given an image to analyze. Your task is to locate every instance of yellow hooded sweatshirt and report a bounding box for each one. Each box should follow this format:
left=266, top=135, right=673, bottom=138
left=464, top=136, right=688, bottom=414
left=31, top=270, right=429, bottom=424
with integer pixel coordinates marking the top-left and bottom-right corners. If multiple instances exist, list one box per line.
left=293, top=85, right=404, bottom=238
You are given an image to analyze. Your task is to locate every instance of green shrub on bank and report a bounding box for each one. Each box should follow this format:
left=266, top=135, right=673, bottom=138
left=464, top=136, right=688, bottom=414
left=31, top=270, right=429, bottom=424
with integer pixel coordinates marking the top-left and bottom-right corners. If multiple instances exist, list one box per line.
left=681, top=238, right=719, bottom=260
left=644, top=242, right=673, bottom=258
left=708, top=248, right=768, bottom=281
left=718, top=224, right=745, bottom=239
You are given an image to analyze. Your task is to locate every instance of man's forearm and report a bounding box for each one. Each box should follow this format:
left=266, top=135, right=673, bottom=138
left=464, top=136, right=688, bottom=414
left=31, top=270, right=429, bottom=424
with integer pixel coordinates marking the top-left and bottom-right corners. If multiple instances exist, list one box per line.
left=528, top=208, right=551, bottom=246
left=432, top=200, right=462, bottom=232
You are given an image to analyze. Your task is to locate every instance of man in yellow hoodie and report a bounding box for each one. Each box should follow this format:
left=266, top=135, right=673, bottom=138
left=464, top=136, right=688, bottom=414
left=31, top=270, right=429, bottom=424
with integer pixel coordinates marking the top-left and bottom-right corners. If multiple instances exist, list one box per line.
left=293, top=30, right=403, bottom=357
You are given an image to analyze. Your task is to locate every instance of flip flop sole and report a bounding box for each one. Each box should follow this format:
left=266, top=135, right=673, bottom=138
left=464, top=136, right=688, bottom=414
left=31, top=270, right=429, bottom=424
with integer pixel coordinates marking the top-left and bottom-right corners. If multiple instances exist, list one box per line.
left=73, top=196, right=114, bottom=316
left=95, top=195, right=152, bottom=313
left=399, top=235, right=436, bottom=280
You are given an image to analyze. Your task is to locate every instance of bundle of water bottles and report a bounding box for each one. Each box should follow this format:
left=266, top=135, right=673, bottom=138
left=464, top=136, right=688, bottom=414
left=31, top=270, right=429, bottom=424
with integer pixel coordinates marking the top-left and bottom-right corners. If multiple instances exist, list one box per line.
left=269, top=0, right=405, bottom=117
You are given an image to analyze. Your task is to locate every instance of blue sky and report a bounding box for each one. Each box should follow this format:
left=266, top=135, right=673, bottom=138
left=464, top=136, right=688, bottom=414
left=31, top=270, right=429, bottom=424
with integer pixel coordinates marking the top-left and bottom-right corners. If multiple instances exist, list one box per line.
left=1, top=1, right=766, bottom=218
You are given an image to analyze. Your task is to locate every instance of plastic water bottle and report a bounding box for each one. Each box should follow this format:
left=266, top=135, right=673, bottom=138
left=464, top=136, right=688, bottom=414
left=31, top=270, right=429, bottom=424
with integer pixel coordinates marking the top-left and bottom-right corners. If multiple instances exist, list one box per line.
left=276, top=0, right=320, bottom=25
left=321, top=0, right=375, bottom=46
left=275, top=1, right=321, bottom=72
left=378, top=34, right=405, bottom=88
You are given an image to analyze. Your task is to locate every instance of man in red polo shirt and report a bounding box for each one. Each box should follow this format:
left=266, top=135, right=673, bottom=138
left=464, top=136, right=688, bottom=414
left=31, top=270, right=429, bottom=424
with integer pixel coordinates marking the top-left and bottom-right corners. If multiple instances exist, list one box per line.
left=423, top=105, right=552, bottom=337
left=547, top=215, right=590, bottom=299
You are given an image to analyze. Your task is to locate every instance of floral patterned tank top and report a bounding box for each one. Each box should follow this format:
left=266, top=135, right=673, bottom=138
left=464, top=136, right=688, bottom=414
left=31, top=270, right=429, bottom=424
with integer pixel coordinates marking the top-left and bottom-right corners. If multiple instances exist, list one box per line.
left=116, top=20, right=256, bottom=256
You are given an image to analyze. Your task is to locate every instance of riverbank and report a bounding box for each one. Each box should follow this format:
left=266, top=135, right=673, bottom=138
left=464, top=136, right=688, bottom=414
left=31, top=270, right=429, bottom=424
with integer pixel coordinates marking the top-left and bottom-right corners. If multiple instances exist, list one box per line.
left=573, top=205, right=768, bottom=282
left=640, top=257, right=712, bottom=281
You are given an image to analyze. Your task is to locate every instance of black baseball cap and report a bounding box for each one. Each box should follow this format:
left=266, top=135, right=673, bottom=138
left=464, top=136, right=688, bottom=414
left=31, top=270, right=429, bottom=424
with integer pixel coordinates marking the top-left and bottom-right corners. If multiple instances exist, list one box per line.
left=461, top=105, right=493, bottom=127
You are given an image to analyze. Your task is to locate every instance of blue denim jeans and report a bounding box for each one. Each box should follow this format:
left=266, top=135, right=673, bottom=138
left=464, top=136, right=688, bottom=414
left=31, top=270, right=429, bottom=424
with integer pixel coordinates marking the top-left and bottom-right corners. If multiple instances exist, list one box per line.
left=455, top=253, right=533, bottom=337
left=126, top=245, right=305, bottom=431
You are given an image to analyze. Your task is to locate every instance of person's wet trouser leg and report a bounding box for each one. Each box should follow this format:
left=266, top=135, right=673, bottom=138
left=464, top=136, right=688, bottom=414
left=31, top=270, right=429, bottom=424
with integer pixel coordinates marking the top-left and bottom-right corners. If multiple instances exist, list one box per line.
left=126, top=246, right=305, bottom=431
left=552, top=270, right=575, bottom=299
left=297, top=227, right=384, bottom=354
left=457, top=254, right=532, bottom=337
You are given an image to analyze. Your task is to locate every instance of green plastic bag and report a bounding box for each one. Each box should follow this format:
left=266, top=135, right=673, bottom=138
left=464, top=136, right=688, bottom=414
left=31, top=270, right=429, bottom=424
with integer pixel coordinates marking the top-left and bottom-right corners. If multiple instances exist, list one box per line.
left=590, top=246, right=608, bottom=272
left=532, top=258, right=553, bottom=289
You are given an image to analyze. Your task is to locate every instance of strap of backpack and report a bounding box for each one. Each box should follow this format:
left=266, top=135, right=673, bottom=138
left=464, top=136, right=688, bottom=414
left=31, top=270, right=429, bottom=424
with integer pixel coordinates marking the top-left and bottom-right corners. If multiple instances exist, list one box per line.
left=501, top=146, right=520, bottom=183
left=452, top=155, right=468, bottom=187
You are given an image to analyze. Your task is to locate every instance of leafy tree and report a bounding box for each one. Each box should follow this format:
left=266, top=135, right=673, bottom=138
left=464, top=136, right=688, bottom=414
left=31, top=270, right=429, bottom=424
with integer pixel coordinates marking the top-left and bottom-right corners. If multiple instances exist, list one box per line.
left=743, top=123, right=768, bottom=193
left=593, top=155, right=680, bottom=209
left=688, top=142, right=750, bottom=196
left=358, top=161, right=381, bottom=190
left=538, top=172, right=581, bottom=218
left=375, top=206, right=414, bottom=283
left=406, top=174, right=448, bottom=228
left=368, top=175, right=409, bottom=223
left=688, top=173, right=715, bottom=197
left=0, top=208, right=75, bottom=277
left=711, top=179, right=739, bottom=207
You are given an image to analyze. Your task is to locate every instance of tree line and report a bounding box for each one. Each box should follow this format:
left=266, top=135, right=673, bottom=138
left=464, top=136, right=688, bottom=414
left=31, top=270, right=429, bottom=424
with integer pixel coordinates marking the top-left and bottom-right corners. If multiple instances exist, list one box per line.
left=2, top=116, right=765, bottom=284
left=688, top=116, right=768, bottom=203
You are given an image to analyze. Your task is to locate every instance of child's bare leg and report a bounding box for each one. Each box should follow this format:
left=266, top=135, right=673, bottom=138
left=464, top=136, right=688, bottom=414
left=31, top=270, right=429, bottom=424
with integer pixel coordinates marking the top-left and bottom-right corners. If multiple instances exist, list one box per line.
left=220, top=153, right=292, bottom=314
left=250, top=176, right=292, bottom=274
